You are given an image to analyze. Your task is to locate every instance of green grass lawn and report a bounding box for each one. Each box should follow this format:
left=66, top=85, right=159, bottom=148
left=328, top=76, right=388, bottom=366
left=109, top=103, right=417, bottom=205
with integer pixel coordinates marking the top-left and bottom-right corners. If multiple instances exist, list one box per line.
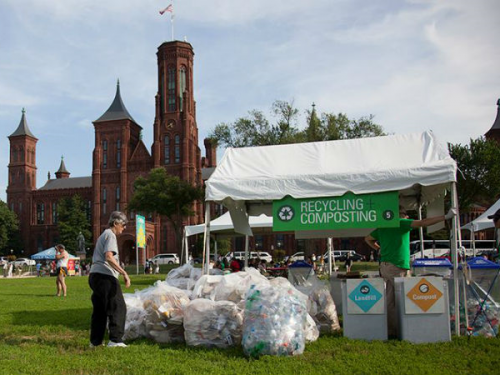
left=1, top=273, right=499, bottom=375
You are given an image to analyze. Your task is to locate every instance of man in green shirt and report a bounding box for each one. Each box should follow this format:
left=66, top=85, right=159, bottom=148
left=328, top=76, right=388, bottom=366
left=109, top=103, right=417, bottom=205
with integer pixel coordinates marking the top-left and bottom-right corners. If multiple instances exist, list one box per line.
left=365, top=207, right=456, bottom=338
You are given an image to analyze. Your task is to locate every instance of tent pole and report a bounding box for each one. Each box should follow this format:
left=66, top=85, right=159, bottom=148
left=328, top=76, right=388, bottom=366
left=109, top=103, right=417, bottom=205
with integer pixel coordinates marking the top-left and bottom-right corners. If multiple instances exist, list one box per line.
left=418, top=205, right=425, bottom=259
left=181, top=228, right=185, bottom=265
left=451, top=182, right=460, bottom=336
left=202, top=203, right=211, bottom=275
left=471, top=229, right=476, bottom=257
left=185, top=232, right=189, bottom=264
left=328, top=238, right=333, bottom=275
left=215, top=240, right=218, bottom=261
left=136, top=245, right=139, bottom=275
left=244, top=235, right=249, bottom=269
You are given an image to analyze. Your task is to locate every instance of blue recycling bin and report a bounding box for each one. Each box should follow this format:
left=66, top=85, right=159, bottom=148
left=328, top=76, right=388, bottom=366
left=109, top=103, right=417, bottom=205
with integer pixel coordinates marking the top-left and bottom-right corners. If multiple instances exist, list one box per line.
left=412, top=258, right=452, bottom=277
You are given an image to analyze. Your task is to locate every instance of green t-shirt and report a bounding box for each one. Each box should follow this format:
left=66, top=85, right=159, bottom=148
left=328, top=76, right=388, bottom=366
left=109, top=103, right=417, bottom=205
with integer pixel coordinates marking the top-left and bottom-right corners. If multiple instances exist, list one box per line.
left=371, top=219, right=414, bottom=270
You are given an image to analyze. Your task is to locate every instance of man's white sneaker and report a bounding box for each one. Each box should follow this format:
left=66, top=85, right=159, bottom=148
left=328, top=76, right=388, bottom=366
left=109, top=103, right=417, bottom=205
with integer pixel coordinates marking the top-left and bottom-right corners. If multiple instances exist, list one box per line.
left=107, top=341, right=128, bottom=348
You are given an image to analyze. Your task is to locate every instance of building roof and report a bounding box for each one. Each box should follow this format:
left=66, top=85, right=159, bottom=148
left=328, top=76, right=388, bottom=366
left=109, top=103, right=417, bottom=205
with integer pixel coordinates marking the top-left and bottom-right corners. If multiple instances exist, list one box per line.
left=9, top=108, right=37, bottom=138
left=94, top=80, right=136, bottom=123
left=56, top=157, right=70, bottom=174
left=488, top=98, right=500, bottom=132
left=38, top=176, right=92, bottom=191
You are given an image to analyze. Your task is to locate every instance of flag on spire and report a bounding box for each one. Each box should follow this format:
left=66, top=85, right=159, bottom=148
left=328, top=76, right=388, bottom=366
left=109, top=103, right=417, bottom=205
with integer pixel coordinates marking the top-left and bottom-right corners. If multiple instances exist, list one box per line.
left=159, top=4, right=173, bottom=15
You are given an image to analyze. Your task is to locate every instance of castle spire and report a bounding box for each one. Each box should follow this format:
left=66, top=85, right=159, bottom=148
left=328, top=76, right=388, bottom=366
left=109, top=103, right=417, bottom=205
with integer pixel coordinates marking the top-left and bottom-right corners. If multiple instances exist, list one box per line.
left=55, top=156, right=70, bottom=179
left=9, top=108, right=37, bottom=138
left=94, top=80, right=136, bottom=123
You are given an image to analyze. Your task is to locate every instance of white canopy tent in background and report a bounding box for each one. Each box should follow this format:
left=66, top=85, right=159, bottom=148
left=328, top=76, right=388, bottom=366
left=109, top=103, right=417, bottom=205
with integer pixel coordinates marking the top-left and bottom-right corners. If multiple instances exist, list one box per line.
left=461, top=198, right=500, bottom=232
left=182, top=212, right=273, bottom=263
left=204, top=131, right=462, bottom=334
left=461, top=198, right=500, bottom=257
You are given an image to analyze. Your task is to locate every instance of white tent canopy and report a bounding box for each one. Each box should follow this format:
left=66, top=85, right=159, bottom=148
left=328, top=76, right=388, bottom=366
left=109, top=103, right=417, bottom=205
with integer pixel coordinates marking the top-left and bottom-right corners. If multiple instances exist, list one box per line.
left=185, top=211, right=272, bottom=237
left=203, top=131, right=463, bottom=335
left=461, top=199, right=500, bottom=232
left=206, top=131, right=457, bottom=236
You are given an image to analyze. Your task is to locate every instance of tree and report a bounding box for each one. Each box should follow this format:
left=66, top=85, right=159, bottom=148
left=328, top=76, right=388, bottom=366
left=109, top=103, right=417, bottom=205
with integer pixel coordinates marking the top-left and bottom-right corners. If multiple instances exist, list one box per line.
left=210, top=100, right=387, bottom=147
left=57, top=195, right=92, bottom=254
left=0, top=200, right=20, bottom=254
left=211, top=100, right=301, bottom=148
left=127, top=168, right=204, bottom=255
left=449, top=137, right=500, bottom=210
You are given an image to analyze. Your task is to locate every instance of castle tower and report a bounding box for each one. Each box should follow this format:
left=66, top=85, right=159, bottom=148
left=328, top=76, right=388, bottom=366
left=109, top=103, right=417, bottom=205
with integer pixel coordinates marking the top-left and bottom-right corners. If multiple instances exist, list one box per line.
left=152, top=41, right=200, bottom=185
left=485, top=98, right=500, bottom=143
left=92, top=81, right=144, bottom=243
left=55, top=156, right=70, bottom=179
left=7, top=108, right=38, bottom=251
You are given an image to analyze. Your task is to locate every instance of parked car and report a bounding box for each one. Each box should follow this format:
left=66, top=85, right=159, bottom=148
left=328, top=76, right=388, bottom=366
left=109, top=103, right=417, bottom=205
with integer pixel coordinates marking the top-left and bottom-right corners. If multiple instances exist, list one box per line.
left=256, top=251, right=273, bottom=263
left=11, top=258, right=36, bottom=267
left=323, top=250, right=362, bottom=263
left=147, top=253, right=180, bottom=265
left=232, top=251, right=273, bottom=263
left=287, top=252, right=305, bottom=262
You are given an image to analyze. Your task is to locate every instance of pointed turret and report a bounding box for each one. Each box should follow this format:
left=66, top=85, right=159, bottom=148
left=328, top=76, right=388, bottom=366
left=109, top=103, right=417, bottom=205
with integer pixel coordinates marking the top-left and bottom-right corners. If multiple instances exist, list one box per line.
left=9, top=108, right=37, bottom=139
left=94, top=80, right=136, bottom=123
left=485, top=99, right=500, bottom=143
left=55, top=156, right=70, bottom=179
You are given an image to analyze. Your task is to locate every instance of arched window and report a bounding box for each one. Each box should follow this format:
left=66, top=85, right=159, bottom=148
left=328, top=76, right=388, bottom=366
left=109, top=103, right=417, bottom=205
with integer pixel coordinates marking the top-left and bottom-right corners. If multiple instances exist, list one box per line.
left=20, top=147, right=25, bottom=161
left=174, top=135, right=180, bottom=163
left=52, top=202, right=58, bottom=224
left=179, top=66, right=186, bottom=111
left=13, top=148, right=17, bottom=162
left=167, top=66, right=176, bottom=112
left=103, top=140, right=108, bottom=169
left=116, top=186, right=120, bottom=211
left=37, top=203, right=45, bottom=224
left=164, top=135, right=170, bottom=164
left=160, top=71, right=165, bottom=114
left=103, top=188, right=107, bottom=215
left=32, top=150, right=35, bottom=164
left=116, top=139, right=121, bottom=168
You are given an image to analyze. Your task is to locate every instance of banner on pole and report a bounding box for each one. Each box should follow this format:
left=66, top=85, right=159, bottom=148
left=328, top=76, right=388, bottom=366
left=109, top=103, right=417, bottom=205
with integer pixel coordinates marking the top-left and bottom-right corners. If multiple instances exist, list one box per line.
left=136, top=214, right=146, bottom=249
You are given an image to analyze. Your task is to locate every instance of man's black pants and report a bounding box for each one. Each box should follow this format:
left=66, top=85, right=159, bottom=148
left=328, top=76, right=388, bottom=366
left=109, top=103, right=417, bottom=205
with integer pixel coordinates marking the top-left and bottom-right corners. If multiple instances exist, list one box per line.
left=89, top=272, right=126, bottom=345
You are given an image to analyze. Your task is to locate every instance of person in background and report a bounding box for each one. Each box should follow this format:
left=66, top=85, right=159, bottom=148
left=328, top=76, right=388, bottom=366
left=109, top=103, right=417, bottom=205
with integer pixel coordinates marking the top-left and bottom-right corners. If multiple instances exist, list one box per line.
left=154, top=261, right=160, bottom=274
left=365, top=206, right=456, bottom=338
left=230, top=257, right=241, bottom=273
left=344, top=253, right=352, bottom=273
left=55, top=244, right=69, bottom=297
left=89, top=211, right=131, bottom=348
left=36, top=262, right=42, bottom=277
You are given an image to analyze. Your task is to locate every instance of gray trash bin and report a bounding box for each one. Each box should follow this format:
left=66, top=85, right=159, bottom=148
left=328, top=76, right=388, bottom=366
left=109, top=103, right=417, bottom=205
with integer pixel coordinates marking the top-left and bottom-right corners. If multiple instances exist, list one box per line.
left=342, top=278, right=387, bottom=341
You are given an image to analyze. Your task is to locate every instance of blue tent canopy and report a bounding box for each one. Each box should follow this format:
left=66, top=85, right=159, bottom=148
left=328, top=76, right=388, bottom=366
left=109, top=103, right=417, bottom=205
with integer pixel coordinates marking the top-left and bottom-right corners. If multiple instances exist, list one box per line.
left=31, top=247, right=79, bottom=260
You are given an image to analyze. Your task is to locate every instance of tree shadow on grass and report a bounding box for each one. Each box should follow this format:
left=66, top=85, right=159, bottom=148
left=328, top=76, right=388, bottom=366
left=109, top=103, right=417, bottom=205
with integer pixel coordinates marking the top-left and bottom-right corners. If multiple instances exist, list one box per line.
left=11, top=308, right=92, bottom=331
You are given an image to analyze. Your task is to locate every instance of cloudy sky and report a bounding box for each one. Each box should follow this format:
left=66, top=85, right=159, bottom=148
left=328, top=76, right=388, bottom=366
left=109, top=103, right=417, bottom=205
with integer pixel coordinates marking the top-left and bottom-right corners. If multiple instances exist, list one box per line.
left=1, top=0, right=499, bottom=201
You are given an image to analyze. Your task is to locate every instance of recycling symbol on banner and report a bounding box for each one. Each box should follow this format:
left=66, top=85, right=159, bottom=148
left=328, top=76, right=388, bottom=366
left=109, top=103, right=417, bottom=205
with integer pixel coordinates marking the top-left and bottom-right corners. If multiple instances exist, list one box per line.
left=277, top=205, right=294, bottom=221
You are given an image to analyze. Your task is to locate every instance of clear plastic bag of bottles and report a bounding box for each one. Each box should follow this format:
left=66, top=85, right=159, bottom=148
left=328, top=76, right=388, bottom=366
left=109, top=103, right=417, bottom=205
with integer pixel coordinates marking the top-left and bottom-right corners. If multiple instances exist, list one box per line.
left=242, top=283, right=308, bottom=357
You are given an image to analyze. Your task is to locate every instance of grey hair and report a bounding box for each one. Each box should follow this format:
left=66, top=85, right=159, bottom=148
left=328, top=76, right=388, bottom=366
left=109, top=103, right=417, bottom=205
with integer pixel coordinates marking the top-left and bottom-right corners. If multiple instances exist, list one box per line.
left=108, top=211, right=128, bottom=228
left=55, top=244, right=65, bottom=250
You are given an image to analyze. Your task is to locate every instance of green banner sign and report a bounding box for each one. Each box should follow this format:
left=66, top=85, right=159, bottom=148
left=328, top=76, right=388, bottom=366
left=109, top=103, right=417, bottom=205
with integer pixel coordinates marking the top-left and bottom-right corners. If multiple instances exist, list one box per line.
left=272, top=191, right=399, bottom=231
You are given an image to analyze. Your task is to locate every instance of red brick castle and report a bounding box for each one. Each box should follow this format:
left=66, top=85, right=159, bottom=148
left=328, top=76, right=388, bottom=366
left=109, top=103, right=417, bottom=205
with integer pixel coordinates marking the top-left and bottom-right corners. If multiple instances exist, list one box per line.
left=7, top=41, right=216, bottom=263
